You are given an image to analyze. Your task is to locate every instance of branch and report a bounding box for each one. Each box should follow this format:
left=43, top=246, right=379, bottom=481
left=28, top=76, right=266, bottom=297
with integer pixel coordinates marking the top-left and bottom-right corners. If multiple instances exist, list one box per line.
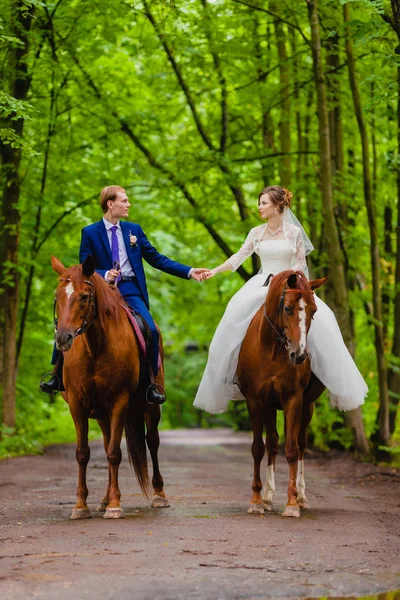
left=68, top=52, right=252, bottom=280
left=232, top=150, right=319, bottom=163
left=36, top=193, right=98, bottom=254
left=231, top=0, right=310, bottom=45
left=142, top=0, right=215, bottom=151
left=200, top=0, right=228, bottom=152
left=139, top=0, right=251, bottom=226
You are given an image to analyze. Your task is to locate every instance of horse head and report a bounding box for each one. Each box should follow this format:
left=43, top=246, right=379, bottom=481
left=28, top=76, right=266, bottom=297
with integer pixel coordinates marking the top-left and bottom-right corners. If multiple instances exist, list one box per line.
left=268, top=271, right=327, bottom=365
left=51, top=255, right=96, bottom=351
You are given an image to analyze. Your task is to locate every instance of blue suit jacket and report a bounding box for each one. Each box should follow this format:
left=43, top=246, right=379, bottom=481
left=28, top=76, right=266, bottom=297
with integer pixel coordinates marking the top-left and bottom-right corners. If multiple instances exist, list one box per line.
left=79, top=220, right=191, bottom=308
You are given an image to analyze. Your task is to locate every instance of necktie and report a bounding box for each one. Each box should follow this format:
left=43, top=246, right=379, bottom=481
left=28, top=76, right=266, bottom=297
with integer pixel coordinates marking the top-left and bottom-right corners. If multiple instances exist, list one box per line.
left=111, top=225, right=121, bottom=282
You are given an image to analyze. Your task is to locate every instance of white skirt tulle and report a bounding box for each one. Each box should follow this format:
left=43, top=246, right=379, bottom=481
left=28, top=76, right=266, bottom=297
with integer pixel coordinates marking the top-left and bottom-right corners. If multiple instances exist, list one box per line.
left=193, top=273, right=368, bottom=415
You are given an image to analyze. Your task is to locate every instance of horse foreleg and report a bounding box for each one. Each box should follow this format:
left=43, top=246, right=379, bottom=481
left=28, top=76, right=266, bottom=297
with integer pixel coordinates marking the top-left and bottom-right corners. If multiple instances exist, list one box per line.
left=296, top=401, right=314, bottom=510
left=262, top=408, right=278, bottom=511
left=145, top=406, right=169, bottom=508
left=95, top=418, right=111, bottom=512
left=282, top=400, right=302, bottom=518
left=70, top=404, right=91, bottom=520
left=103, top=395, right=128, bottom=519
left=247, top=412, right=265, bottom=515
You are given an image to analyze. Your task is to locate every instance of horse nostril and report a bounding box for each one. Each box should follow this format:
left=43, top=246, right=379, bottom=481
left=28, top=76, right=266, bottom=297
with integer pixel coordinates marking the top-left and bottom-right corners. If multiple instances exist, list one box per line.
left=56, top=331, right=74, bottom=347
left=290, top=352, right=296, bottom=363
left=296, top=353, right=307, bottom=365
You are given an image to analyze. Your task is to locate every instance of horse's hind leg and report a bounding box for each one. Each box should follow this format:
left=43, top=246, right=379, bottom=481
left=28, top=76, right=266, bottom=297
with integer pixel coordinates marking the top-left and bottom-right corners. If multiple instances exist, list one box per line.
left=247, top=410, right=265, bottom=515
left=145, top=406, right=170, bottom=508
left=304, top=373, right=325, bottom=405
left=70, top=404, right=91, bottom=520
left=103, top=395, right=128, bottom=519
left=95, top=418, right=111, bottom=512
left=296, top=401, right=314, bottom=510
left=262, top=408, right=278, bottom=511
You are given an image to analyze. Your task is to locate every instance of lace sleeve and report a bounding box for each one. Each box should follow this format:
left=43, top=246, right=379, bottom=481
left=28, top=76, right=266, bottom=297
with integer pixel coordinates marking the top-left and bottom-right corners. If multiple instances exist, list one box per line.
left=293, top=229, right=307, bottom=273
left=227, top=228, right=257, bottom=272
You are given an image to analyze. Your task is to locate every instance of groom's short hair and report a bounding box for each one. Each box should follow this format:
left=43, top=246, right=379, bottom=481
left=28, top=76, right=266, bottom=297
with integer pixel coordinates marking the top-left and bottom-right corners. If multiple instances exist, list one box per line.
left=100, top=185, right=125, bottom=213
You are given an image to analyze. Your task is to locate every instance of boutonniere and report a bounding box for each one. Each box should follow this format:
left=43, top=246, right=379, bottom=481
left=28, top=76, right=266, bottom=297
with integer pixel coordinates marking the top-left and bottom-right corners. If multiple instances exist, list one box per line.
left=129, top=230, right=138, bottom=248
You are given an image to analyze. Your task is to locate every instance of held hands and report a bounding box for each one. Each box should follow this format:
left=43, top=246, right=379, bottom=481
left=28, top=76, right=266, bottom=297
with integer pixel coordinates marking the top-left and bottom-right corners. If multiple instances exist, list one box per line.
left=190, top=268, right=218, bottom=282
left=204, top=269, right=217, bottom=280
left=190, top=268, right=210, bottom=282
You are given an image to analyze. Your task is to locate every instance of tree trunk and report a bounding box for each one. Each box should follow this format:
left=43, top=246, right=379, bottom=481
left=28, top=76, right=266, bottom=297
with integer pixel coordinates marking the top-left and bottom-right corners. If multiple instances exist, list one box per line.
left=387, top=59, right=400, bottom=435
left=306, top=0, right=369, bottom=454
left=0, top=1, right=34, bottom=428
left=253, top=15, right=276, bottom=184
left=343, top=3, right=390, bottom=451
left=270, top=0, right=291, bottom=186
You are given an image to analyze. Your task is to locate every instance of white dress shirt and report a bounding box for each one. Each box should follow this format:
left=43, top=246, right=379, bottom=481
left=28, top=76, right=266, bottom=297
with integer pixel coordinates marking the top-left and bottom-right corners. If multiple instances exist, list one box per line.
left=103, top=217, right=134, bottom=277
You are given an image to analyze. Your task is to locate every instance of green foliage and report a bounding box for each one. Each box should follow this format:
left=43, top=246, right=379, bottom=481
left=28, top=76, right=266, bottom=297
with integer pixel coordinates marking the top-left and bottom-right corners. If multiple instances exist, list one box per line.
left=0, top=0, right=399, bottom=458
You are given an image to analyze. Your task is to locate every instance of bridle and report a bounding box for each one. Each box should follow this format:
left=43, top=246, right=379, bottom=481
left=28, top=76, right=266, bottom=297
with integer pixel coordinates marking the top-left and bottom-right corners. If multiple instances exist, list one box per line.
left=54, top=278, right=97, bottom=337
left=263, top=287, right=290, bottom=350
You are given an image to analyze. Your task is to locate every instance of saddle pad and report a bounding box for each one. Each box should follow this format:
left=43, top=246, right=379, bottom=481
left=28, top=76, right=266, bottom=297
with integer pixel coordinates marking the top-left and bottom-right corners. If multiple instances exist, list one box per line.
left=121, top=304, right=161, bottom=368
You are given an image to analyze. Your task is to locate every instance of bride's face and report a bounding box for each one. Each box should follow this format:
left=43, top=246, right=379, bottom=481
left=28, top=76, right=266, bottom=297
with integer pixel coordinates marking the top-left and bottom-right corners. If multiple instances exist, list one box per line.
left=258, top=193, right=276, bottom=220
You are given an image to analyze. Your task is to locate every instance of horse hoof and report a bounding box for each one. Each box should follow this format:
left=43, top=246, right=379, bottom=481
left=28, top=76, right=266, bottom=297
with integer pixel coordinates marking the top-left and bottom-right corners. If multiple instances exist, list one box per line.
left=103, top=507, right=125, bottom=519
left=151, top=495, right=170, bottom=508
left=95, top=501, right=109, bottom=512
left=262, top=500, right=273, bottom=512
left=297, top=498, right=310, bottom=510
left=282, top=505, right=300, bottom=518
left=70, top=507, right=91, bottom=520
left=247, top=503, right=264, bottom=515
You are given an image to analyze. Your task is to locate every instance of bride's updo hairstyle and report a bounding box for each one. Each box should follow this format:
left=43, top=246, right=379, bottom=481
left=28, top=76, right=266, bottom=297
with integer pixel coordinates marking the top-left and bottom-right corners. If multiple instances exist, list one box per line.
left=258, top=185, right=293, bottom=213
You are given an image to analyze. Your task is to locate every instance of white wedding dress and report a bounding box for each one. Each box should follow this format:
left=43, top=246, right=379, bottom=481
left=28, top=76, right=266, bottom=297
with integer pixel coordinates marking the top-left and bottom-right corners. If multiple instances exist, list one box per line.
left=193, top=222, right=368, bottom=414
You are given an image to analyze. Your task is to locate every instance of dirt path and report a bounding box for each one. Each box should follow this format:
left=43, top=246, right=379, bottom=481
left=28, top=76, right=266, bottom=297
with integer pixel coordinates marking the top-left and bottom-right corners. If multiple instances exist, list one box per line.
left=1, top=429, right=399, bottom=600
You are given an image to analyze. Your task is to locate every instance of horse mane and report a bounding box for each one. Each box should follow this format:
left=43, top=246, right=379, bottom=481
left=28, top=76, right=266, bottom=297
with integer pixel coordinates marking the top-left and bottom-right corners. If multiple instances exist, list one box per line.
left=63, top=265, right=123, bottom=330
left=266, top=270, right=315, bottom=315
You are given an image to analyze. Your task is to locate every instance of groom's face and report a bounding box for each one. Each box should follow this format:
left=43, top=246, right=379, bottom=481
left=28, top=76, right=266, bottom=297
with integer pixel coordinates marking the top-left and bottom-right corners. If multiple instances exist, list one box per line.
left=109, top=191, right=131, bottom=219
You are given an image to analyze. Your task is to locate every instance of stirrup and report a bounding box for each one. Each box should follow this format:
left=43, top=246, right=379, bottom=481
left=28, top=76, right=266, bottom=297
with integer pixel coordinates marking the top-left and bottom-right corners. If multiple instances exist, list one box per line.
left=146, top=383, right=167, bottom=405
left=39, top=372, right=61, bottom=393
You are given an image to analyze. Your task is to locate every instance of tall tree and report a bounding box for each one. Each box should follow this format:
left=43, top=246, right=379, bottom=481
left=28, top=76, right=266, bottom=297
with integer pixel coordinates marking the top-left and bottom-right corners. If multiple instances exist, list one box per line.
left=377, top=0, right=400, bottom=436
left=270, top=0, right=291, bottom=186
left=343, top=3, right=390, bottom=450
left=0, top=0, right=35, bottom=428
left=306, top=0, right=369, bottom=454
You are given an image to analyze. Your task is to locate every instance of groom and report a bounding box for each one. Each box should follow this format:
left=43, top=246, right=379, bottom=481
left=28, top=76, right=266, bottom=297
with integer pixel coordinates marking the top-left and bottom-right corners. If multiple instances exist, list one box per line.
left=40, top=185, right=208, bottom=404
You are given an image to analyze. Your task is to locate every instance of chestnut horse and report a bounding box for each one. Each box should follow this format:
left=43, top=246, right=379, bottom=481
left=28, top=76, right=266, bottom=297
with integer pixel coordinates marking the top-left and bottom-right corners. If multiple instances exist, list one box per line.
left=236, top=270, right=327, bottom=518
left=52, top=255, right=169, bottom=519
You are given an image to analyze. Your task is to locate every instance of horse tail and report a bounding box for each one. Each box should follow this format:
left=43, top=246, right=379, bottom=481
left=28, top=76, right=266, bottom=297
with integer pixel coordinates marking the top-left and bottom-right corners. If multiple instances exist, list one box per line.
left=125, top=410, right=150, bottom=498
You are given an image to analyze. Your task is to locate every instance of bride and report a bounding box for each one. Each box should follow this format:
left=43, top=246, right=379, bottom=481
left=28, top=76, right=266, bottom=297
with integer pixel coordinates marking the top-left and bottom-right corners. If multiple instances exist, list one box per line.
left=193, top=185, right=368, bottom=415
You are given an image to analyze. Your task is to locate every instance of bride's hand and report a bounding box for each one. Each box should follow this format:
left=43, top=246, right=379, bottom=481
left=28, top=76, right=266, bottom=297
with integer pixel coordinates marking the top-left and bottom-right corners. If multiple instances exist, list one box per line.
left=204, top=269, right=217, bottom=279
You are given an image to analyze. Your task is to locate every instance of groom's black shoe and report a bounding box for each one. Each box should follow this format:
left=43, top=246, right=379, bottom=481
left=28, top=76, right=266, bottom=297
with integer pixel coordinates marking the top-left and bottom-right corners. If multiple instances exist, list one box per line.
left=146, top=384, right=166, bottom=405
left=40, top=359, right=65, bottom=394
left=40, top=374, right=65, bottom=394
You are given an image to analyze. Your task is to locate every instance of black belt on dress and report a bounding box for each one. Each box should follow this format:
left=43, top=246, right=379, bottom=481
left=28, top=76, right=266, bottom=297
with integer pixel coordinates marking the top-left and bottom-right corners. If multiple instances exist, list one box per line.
left=120, top=275, right=136, bottom=281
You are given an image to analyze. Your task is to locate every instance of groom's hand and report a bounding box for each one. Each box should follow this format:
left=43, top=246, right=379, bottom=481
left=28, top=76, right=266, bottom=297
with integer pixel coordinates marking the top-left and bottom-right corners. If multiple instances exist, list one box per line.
left=190, top=268, right=210, bottom=282
left=105, top=268, right=120, bottom=283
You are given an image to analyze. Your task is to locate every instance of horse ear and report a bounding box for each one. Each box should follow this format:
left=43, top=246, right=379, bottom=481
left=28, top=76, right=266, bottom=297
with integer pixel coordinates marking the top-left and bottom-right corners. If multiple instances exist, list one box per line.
left=82, top=255, right=95, bottom=277
left=309, top=276, right=329, bottom=290
left=263, top=273, right=274, bottom=287
left=51, top=256, right=66, bottom=275
left=287, top=273, right=297, bottom=289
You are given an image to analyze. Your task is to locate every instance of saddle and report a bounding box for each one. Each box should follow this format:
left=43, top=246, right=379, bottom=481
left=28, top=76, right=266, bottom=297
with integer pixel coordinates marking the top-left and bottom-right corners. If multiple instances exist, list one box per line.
left=120, top=303, right=162, bottom=371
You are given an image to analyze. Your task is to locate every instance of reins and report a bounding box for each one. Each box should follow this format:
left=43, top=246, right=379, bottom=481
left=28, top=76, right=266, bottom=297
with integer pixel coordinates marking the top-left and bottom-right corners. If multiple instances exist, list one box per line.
left=54, top=278, right=97, bottom=337
left=263, top=287, right=289, bottom=350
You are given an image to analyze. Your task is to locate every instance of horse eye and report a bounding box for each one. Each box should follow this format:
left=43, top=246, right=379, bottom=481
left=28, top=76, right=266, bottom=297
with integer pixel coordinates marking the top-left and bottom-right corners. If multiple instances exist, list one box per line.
left=284, top=306, right=293, bottom=314
left=81, top=294, right=89, bottom=301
